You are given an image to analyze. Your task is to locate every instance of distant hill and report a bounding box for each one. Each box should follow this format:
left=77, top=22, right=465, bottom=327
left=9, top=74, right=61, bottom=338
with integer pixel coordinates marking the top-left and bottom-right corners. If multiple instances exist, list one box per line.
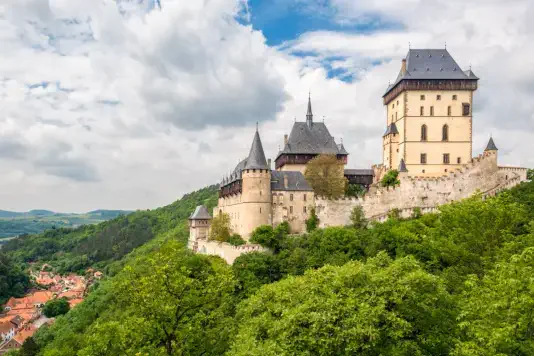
left=0, top=209, right=133, bottom=239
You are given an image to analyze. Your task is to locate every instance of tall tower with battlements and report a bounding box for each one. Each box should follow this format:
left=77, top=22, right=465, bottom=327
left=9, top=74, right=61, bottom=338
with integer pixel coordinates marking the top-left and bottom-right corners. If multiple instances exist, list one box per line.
left=382, top=49, right=479, bottom=176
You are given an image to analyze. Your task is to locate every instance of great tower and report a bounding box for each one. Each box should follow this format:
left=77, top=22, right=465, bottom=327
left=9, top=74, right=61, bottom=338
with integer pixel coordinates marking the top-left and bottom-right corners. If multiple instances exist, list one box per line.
left=382, top=49, right=479, bottom=176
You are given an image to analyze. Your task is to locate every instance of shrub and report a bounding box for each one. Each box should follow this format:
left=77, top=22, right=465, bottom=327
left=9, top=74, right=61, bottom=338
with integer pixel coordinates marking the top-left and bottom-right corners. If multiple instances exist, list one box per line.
left=350, top=205, right=367, bottom=229
left=227, top=234, right=246, bottom=246
left=381, top=169, right=400, bottom=187
left=306, top=207, right=319, bottom=232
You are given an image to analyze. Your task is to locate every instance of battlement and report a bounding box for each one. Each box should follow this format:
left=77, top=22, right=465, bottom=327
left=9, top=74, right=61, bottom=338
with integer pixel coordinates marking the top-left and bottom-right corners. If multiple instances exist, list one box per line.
left=192, top=239, right=266, bottom=264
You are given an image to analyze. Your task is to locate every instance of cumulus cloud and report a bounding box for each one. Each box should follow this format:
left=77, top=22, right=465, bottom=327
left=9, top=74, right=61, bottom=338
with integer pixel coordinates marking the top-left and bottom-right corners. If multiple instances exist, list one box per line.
left=0, top=0, right=532, bottom=212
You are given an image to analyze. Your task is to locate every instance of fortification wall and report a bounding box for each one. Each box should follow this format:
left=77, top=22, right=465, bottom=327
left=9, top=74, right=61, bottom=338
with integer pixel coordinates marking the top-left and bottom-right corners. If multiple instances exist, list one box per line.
left=191, top=239, right=266, bottom=265
left=317, top=151, right=526, bottom=227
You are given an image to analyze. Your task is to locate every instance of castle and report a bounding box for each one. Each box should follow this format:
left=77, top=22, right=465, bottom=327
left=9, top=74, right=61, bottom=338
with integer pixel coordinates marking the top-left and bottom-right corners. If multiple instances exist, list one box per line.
left=188, top=49, right=528, bottom=263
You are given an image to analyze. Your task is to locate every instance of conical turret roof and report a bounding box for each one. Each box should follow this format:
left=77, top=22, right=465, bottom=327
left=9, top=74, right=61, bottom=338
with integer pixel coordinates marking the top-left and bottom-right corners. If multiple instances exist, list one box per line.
left=245, top=129, right=269, bottom=170
left=485, top=137, right=498, bottom=151
left=398, top=158, right=408, bottom=172
left=189, top=205, right=212, bottom=220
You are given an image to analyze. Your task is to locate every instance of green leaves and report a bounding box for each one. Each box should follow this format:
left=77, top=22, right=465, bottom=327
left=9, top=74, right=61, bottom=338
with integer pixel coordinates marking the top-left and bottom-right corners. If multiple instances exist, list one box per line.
left=43, top=297, right=70, bottom=318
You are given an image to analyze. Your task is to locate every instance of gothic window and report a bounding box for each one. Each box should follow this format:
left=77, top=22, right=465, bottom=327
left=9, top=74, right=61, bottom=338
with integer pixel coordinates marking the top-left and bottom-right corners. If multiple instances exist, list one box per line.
left=453, top=94, right=457, bottom=100
left=290, top=194, right=294, bottom=201
left=420, top=153, right=427, bottom=164
left=462, top=103, right=470, bottom=116
left=442, top=124, right=449, bottom=141
left=443, top=153, right=450, bottom=164
left=447, top=106, right=452, bottom=116
left=430, top=106, right=434, bottom=116
left=421, top=125, right=428, bottom=141
left=420, top=106, right=424, bottom=116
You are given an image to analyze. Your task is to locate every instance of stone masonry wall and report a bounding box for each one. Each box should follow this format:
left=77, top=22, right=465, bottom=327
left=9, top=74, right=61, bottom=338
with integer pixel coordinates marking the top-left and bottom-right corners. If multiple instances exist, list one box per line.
left=190, top=239, right=266, bottom=265
left=316, top=151, right=528, bottom=227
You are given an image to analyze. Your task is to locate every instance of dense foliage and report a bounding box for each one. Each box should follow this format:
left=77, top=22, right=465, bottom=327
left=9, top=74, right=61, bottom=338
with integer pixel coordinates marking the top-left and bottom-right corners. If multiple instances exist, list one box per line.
left=2, top=186, right=218, bottom=275
left=5, top=180, right=534, bottom=355
left=380, top=169, right=400, bottom=187
left=304, top=154, right=347, bottom=198
left=0, top=252, right=30, bottom=304
left=43, top=298, right=70, bottom=318
left=209, top=213, right=231, bottom=243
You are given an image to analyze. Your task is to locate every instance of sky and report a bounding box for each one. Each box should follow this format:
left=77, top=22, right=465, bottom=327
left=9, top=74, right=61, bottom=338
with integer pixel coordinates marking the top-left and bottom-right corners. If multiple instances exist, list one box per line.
left=0, top=0, right=533, bottom=212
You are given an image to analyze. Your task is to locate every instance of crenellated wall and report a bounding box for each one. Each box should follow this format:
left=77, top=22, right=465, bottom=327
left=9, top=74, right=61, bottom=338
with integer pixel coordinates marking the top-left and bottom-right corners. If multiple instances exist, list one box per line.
left=191, top=239, right=266, bottom=264
left=316, top=151, right=527, bottom=227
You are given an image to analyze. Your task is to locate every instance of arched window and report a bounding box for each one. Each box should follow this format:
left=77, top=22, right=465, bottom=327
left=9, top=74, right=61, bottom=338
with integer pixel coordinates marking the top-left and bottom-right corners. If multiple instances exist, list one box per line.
left=421, top=125, right=428, bottom=141
left=442, top=125, right=449, bottom=141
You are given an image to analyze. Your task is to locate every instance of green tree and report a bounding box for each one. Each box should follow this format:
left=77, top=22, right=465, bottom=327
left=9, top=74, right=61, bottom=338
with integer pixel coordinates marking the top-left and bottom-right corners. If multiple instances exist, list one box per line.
left=209, top=212, right=231, bottom=242
left=304, top=154, right=347, bottom=198
left=346, top=183, right=365, bottom=197
left=250, top=222, right=289, bottom=253
left=43, top=298, right=70, bottom=318
left=20, top=337, right=40, bottom=356
left=232, top=252, right=281, bottom=298
left=527, top=168, right=534, bottom=181
left=350, top=205, right=367, bottom=229
left=230, top=253, right=456, bottom=356
left=454, top=247, right=534, bottom=355
left=381, top=169, right=400, bottom=187
left=227, top=233, right=246, bottom=246
left=305, top=207, right=319, bottom=232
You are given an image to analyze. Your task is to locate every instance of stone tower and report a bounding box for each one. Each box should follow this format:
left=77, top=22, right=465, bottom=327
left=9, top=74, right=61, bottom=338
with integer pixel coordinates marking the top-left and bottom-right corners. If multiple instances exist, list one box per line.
left=382, top=49, right=479, bottom=176
left=188, top=205, right=212, bottom=251
left=240, top=128, right=271, bottom=239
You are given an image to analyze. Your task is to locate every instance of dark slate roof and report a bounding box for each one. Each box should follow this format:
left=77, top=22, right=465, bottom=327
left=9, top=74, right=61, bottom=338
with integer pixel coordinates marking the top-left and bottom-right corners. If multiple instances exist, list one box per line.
left=344, top=169, right=374, bottom=176
left=271, top=171, right=313, bottom=191
left=276, top=122, right=346, bottom=158
left=245, top=130, right=269, bottom=170
left=384, top=49, right=478, bottom=96
left=189, top=205, right=212, bottom=220
left=398, top=159, right=408, bottom=172
left=383, top=122, right=399, bottom=136
left=485, top=137, right=498, bottom=151
left=337, top=143, right=348, bottom=155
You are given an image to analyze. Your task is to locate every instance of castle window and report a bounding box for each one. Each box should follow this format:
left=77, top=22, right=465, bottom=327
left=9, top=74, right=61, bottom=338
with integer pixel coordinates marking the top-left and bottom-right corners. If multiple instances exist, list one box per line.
left=462, top=103, right=470, bottom=116
left=392, top=104, right=395, bottom=109
left=260, top=190, right=262, bottom=196
left=437, top=95, right=441, bottom=100
left=422, top=169, right=426, bottom=173
left=443, top=153, right=450, bottom=164
left=290, top=206, right=293, bottom=214
left=303, top=194, right=307, bottom=201
left=453, top=94, right=457, bottom=100
left=303, top=206, right=307, bottom=213
left=420, top=95, right=425, bottom=100
left=442, top=125, right=449, bottom=141
left=395, top=112, right=398, bottom=120
left=457, top=157, right=461, bottom=164
left=397, top=100, right=399, bottom=105
left=420, top=106, right=424, bottom=116
left=430, top=106, right=434, bottom=116
left=420, top=153, right=427, bottom=164
left=260, top=207, right=262, bottom=213
left=421, top=125, right=428, bottom=141
left=290, top=194, right=294, bottom=201
left=253, top=169, right=256, bottom=173
left=447, top=106, right=452, bottom=116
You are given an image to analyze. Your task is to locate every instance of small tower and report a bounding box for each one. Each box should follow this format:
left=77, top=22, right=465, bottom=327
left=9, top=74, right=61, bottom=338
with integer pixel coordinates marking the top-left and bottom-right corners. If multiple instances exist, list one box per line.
left=485, top=137, right=498, bottom=152
left=240, top=127, right=271, bottom=238
left=306, top=93, right=313, bottom=128
left=188, top=205, right=212, bottom=251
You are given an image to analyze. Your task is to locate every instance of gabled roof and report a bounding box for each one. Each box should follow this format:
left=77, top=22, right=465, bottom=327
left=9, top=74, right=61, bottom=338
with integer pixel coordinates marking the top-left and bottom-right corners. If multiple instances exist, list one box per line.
left=245, top=130, right=269, bottom=170
left=277, top=122, right=346, bottom=158
left=271, top=171, right=313, bottom=192
left=189, top=205, right=212, bottom=220
left=383, top=123, right=399, bottom=136
left=384, top=49, right=478, bottom=96
left=485, top=137, right=498, bottom=151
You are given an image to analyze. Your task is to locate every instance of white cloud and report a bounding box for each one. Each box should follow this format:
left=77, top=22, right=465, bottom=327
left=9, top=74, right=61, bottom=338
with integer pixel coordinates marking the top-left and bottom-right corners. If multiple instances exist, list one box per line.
left=0, top=0, right=532, bottom=212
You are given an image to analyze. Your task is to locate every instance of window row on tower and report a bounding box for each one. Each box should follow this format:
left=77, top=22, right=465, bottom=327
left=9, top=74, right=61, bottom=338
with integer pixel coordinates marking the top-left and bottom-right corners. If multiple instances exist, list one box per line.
left=420, top=153, right=461, bottom=165
left=419, top=104, right=470, bottom=116
left=420, top=124, right=449, bottom=141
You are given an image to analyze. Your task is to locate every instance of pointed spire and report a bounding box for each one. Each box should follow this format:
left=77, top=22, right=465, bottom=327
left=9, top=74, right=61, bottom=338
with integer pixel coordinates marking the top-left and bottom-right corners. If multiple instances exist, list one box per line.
left=485, top=136, right=498, bottom=151
left=306, top=92, right=313, bottom=127
left=245, top=129, right=268, bottom=170
left=398, top=158, right=408, bottom=172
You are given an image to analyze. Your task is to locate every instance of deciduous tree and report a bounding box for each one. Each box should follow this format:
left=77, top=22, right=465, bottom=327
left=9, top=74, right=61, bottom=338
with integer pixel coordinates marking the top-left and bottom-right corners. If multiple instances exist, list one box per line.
left=304, top=154, right=347, bottom=198
left=209, top=212, right=231, bottom=242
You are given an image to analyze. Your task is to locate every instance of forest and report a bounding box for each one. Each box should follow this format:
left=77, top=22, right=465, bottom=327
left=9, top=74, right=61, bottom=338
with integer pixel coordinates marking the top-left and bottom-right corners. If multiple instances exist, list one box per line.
left=2, top=179, right=534, bottom=355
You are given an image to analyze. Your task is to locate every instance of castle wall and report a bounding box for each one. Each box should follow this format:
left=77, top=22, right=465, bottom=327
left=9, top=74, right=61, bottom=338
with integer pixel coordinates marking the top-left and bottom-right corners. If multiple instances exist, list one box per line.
left=278, top=164, right=307, bottom=174
left=271, top=190, right=314, bottom=234
left=193, top=240, right=266, bottom=264
left=317, top=151, right=527, bottom=227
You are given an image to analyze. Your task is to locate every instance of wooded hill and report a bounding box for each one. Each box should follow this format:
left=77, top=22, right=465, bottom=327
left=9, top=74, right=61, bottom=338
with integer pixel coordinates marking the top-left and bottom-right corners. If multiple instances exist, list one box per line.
left=3, top=180, right=534, bottom=355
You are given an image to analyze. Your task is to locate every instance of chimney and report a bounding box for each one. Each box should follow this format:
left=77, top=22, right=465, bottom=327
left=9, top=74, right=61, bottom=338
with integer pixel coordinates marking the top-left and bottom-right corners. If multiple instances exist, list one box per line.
left=401, top=58, right=407, bottom=75
left=283, top=175, right=288, bottom=189
left=284, top=134, right=288, bottom=146
left=267, top=159, right=271, bottom=169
